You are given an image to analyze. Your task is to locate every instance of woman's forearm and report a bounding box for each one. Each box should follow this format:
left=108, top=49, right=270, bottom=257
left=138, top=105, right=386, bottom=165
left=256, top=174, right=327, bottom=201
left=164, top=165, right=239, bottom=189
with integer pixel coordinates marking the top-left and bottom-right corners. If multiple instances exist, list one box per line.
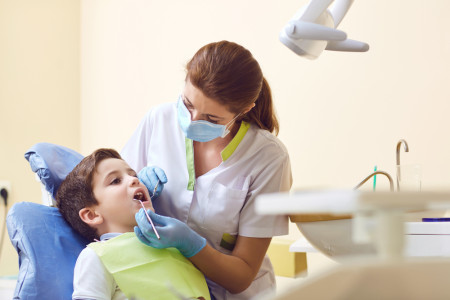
left=188, top=237, right=271, bottom=294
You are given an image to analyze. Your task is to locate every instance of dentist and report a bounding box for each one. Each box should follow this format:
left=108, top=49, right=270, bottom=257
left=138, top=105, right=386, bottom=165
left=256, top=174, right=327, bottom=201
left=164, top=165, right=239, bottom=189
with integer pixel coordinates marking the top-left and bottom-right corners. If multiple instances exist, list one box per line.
left=122, top=40, right=292, bottom=299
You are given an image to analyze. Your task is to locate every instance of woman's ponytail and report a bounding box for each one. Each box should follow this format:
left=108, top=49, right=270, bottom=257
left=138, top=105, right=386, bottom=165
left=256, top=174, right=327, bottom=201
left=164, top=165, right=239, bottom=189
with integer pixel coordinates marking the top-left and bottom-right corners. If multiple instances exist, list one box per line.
left=244, top=77, right=279, bottom=135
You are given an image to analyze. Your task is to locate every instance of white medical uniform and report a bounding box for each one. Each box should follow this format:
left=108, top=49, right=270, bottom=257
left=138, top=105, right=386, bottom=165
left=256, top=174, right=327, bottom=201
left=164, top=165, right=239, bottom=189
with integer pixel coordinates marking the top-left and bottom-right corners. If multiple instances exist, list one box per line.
left=122, top=102, right=292, bottom=300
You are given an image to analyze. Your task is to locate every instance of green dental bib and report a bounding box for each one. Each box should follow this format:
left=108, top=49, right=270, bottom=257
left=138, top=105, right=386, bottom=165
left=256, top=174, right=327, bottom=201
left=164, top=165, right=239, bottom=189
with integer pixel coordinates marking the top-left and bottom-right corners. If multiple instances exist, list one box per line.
left=88, top=232, right=210, bottom=300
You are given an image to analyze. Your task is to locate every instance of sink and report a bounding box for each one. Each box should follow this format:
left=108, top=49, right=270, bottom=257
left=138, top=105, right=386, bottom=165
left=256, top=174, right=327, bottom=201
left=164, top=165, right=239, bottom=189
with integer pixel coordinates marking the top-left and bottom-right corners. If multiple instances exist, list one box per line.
left=291, top=214, right=376, bottom=259
left=292, top=211, right=450, bottom=260
left=256, top=190, right=450, bottom=261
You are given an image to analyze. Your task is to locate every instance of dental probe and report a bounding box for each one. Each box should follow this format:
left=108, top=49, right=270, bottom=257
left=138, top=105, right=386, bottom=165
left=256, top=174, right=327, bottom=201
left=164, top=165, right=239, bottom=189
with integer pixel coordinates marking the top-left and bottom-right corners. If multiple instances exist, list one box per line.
left=152, top=180, right=160, bottom=198
left=135, top=199, right=161, bottom=240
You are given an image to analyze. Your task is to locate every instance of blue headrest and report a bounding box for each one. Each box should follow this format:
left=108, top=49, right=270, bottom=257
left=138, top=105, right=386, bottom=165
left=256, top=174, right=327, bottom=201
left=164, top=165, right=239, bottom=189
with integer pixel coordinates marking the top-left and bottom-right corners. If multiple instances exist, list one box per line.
left=7, top=202, right=89, bottom=299
left=24, top=143, right=83, bottom=199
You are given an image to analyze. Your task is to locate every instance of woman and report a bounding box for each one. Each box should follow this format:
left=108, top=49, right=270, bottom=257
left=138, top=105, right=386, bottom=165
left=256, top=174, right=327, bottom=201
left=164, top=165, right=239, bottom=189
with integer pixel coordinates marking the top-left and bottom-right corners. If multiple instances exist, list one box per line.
left=122, top=40, right=292, bottom=299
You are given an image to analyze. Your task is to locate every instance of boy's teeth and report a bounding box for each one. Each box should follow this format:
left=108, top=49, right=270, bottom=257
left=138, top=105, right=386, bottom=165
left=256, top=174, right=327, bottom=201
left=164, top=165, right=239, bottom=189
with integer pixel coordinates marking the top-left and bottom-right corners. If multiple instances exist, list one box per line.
left=134, top=192, right=147, bottom=201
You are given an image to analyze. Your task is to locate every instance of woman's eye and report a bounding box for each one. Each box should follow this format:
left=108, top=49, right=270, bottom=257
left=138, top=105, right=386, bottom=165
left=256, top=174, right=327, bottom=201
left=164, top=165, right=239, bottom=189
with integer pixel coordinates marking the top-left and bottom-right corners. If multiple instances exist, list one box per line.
left=207, top=117, right=218, bottom=124
left=183, top=100, right=193, bottom=109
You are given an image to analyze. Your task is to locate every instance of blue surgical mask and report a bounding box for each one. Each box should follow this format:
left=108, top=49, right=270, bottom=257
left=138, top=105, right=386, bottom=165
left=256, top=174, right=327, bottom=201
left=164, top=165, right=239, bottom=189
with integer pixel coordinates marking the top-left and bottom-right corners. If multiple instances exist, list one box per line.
left=177, top=96, right=240, bottom=142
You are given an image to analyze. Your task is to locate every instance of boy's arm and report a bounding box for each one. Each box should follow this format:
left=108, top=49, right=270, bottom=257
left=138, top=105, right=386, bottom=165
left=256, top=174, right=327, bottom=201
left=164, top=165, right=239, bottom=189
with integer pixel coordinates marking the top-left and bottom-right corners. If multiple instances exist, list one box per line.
left=73, top=247, right=119, bottom=300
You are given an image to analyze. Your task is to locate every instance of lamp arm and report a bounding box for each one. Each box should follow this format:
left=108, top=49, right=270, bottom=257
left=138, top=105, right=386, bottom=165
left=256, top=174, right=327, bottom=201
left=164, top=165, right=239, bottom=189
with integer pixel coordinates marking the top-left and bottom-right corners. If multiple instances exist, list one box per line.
left=329, top=0, right=354, bottom=27
left=326, top=39, right=369, bottom=52
left=286, top=20, right=347, bottom=41
left=300, top=0, right=334, bottom=22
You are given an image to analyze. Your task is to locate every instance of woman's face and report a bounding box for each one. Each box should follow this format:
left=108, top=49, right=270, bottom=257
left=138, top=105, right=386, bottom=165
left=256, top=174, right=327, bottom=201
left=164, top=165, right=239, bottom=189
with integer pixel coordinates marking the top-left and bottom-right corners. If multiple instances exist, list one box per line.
left=182, top=80, right=237, bottom=125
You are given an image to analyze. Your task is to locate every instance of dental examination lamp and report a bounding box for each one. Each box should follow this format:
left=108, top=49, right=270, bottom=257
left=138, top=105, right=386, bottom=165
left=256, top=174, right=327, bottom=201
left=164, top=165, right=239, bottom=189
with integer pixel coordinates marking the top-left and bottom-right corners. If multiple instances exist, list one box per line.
left=280, top=0, right=369, bottom=59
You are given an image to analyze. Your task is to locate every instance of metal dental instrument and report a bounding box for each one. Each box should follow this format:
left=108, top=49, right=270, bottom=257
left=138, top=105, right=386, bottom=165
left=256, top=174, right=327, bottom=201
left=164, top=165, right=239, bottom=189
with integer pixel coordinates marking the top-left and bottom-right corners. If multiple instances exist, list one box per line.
left=152, top=180, right=160, bottom=198
left=138, top=199, right=160, bottom=240
left=134, top=181, right=161, bottom=239
left=134, top=199, right=160, bottom=239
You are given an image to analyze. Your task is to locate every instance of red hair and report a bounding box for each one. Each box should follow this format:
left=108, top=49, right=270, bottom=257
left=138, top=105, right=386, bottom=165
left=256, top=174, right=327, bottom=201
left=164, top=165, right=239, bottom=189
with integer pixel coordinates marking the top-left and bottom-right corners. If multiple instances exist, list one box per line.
left=186, top=41, right=279, bottom=135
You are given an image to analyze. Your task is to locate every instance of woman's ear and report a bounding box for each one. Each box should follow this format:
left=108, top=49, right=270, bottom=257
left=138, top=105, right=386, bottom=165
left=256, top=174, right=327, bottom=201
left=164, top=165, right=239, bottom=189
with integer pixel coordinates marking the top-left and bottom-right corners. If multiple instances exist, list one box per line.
left=79, top=207, right=103, bottom=226
left=243, top=103, right=256, bottom=115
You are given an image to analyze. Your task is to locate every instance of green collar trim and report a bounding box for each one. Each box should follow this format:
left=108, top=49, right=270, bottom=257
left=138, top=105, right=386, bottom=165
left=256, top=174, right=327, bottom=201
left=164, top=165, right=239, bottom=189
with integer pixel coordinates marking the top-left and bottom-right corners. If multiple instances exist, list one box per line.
left=221, top=121, right=250, bottom=162
left=185, top=137, right=195, bottom=191
left=184, top=121, right=250, bottom=191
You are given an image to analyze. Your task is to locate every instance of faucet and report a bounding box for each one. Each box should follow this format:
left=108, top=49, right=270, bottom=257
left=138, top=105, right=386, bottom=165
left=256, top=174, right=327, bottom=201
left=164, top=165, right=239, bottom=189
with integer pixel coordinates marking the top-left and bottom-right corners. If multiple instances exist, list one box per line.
left=354, top=170, right=395, bottom=192
left=396, top=139, right=409, bottom=191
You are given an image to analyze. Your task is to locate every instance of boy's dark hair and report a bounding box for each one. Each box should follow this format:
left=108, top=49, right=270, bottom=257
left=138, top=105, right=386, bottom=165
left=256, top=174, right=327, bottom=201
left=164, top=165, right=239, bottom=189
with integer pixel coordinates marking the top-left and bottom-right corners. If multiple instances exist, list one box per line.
left=56, top=148, right=122, bottom=241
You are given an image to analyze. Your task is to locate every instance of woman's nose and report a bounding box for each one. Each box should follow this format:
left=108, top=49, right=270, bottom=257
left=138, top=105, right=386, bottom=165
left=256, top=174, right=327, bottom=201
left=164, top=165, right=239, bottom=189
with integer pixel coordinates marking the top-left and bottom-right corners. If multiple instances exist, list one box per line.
left=190, top=110, right=201, bottom=121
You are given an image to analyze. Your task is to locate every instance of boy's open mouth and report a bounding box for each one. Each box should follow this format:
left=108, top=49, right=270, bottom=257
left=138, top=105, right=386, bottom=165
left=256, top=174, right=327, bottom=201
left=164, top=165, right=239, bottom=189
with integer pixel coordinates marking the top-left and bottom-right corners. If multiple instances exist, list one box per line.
left=134, top=191, right=148, bottom=202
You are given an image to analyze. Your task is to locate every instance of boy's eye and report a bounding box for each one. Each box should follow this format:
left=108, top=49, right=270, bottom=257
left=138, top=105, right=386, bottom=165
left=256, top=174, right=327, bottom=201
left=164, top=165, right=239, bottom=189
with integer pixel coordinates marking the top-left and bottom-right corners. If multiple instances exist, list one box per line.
left=111, top=178, right=121, bottom=185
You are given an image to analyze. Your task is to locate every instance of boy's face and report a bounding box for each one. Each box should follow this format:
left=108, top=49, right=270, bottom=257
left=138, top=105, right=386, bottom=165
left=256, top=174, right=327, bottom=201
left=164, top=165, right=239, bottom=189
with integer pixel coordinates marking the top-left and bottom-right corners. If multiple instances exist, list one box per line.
left=92, top=158, right=154, bottom=233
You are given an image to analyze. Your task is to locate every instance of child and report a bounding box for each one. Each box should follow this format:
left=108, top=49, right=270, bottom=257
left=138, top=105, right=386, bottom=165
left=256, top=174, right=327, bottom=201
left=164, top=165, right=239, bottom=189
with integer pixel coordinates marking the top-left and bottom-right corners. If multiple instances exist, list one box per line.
left=56, top=148, right=209, bottom=300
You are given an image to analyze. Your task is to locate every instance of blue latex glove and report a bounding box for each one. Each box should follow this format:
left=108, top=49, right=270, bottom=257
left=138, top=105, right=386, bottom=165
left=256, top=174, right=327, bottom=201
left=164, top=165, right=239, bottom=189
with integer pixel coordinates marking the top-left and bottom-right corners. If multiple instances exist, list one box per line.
left=134, top=209, right=206, bottom=258
left=138, top=166, right=168, bottom=199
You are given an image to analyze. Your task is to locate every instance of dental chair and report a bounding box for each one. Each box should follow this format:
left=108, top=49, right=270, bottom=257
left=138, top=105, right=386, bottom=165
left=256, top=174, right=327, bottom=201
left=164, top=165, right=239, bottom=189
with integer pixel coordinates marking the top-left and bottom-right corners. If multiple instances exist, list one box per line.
left=7, top=143, right=89, bottom=299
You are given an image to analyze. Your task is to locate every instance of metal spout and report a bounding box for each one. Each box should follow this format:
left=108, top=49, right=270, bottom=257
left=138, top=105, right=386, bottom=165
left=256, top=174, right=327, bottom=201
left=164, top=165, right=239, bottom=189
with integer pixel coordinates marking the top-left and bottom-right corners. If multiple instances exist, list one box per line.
left=354, top=170, right=394, bottom=192
left=396, top=139, right=409, bottom=191
left=396, top=139, right=409, bottom=166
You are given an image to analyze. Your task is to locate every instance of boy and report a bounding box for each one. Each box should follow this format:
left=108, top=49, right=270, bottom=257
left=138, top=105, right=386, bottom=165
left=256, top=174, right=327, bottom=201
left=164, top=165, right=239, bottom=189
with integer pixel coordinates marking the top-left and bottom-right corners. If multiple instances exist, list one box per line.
left=56, top=148, right=209, bottom=300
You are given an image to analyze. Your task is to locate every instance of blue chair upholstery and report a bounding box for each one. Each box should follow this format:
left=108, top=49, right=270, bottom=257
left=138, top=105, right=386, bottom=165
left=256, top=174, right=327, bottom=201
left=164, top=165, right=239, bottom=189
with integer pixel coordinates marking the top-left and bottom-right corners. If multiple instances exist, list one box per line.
left=6, top=143, right=88, bottom=299
left=7, top=202, right=89, bottom=299
left=24, top=142, right=83, bottom=200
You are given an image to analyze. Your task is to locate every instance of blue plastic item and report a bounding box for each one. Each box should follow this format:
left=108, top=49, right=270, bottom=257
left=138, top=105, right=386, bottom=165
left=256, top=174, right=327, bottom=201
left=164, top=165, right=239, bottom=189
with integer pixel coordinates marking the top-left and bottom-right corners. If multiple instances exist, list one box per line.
left=7, top=202, right=89, bottom=299
left=135, top=209, right=206, bottom=258
left=422, top=218, right=450, bottom=222
left=137, top=165, right=167, bottom=198
left=24, top=143, right=83, bottom=199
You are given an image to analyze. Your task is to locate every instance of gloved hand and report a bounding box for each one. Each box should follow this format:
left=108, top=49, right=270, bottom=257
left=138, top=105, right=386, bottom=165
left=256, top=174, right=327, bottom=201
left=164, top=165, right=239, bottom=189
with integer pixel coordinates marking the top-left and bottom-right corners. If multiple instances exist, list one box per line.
left=134, top=209, right=206, bottom=258
left=138, top=166, right=168, bottom=199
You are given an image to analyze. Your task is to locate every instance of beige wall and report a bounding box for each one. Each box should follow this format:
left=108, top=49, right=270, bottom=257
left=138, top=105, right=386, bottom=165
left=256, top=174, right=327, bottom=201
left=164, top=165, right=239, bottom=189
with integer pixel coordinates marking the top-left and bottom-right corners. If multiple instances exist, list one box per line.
left=80, top=0, right=450, bottom=193
left=80, top=0, right=450, bottom=245
left=2, top=0, right=450, bottom=277
left=0, top=1, right=80, bottom=276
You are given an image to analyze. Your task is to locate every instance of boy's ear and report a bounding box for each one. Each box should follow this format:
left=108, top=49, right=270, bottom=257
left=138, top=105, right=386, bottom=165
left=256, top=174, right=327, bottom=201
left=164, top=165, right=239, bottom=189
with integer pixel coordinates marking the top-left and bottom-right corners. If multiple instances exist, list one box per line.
left=79, top=207, right=103, bottom=226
